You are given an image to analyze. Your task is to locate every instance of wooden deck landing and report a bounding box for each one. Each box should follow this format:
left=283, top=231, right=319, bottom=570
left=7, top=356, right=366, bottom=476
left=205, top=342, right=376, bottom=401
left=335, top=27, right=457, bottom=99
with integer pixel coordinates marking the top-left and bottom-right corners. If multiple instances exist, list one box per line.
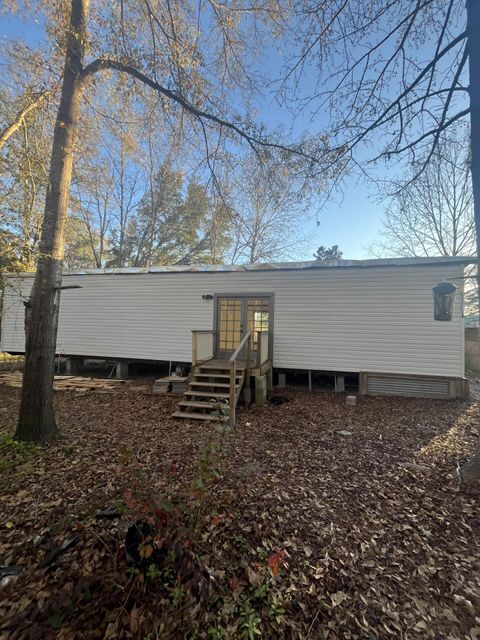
left=196, top=357, right=271, bottom=377
left=198, top=358, right=246, bottom=370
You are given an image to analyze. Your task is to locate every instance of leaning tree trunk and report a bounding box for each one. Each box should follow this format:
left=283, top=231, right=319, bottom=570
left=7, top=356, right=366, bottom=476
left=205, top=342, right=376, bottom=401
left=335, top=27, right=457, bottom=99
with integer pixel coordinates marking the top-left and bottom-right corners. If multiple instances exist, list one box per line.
left=460, top=0, right=480, bottom=486
left=15, top=0, right=89, bottom=444
left=0, top=90, right=50, bottom=152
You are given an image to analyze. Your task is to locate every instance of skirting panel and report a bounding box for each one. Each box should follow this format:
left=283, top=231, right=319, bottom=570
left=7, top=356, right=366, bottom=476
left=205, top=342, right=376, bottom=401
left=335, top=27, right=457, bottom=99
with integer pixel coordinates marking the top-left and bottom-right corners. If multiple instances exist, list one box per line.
left=359, top=372, right=469, bottom=399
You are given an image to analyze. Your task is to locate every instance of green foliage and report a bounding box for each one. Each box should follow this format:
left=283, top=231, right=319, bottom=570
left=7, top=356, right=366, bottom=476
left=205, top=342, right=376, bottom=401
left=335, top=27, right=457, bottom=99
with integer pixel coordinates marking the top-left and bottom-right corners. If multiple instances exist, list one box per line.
left=238, top=600, right=262, bottom=639
left=255, top=547, right=268, bottom=562
left=0, top=90, right=50, bottom=273
left=119, top=162, right=231, bottom=267
left=0, top=434, right=40, bottom=491
left=0, top=230, right=29, bottom=327
left=189, top=435, right=222, bottom=497
left=63, top=216, right=99, bottom=270
left=313, top=244, right=343, bottom=263
left=252, top=582, right=269, bottom=601
left=126, top=566, right=141, bottom=578
left=268, top=596, right=285, bottom=624
left=146, top=563, right=161, bottom=580
left=232, top=534, right=249, bottom=549
left=207, top=626, right=229, bottom=639
left=170, top=585, right=185, bottom=606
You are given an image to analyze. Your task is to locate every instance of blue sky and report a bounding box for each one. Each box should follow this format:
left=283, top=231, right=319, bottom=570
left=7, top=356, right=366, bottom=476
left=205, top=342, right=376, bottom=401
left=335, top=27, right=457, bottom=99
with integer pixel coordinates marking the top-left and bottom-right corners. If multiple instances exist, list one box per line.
left=308, top=184, right=382, bottom=259
left=253, top=39, right=389, bottom=260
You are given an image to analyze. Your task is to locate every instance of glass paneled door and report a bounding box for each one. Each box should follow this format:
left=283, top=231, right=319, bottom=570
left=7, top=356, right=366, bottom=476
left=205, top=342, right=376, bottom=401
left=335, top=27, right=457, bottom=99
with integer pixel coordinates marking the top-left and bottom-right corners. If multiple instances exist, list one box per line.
left=216, top=296, right=271, bottom=359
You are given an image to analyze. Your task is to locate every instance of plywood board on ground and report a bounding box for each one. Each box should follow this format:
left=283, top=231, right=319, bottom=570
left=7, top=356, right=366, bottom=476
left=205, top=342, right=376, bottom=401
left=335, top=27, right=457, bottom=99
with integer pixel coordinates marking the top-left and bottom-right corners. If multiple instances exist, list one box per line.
left=0, top=372, right=151, bottom=394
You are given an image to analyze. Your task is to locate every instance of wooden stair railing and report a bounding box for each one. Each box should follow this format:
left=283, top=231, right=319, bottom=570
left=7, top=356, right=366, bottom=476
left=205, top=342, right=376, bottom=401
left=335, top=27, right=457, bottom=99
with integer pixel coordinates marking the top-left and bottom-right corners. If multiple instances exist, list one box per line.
left=172, top=363, right=244, bottom=421
left=229, top=331, right=251, bottom=427
left=172, top=331, right=251, bottom=423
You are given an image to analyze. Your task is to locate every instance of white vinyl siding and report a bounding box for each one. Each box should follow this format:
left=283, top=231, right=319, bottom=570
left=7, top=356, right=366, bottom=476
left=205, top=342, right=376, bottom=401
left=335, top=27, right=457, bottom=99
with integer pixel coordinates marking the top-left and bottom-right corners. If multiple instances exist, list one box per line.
left=1, top=264, right=465, bottom=377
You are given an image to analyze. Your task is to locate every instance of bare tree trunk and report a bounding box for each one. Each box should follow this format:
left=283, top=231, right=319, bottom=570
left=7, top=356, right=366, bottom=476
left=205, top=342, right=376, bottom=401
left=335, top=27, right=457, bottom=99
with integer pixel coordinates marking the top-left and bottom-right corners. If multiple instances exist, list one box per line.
left=460, top=0, right=480, bottom=487
left=15, top=0, right=89, bottom=443
left=118, top=148, right=126, bottom=267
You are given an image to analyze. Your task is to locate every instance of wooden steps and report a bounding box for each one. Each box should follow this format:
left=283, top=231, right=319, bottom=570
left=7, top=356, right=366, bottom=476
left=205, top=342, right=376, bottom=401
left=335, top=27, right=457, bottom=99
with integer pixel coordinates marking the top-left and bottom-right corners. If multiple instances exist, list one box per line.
left=178, top=400, right=215, bottom=409
left=197, top=360, right=245, bottom=371
left=171, top=411, right=214, bottom=420
left=193, top=373, right=242, bottom=380
left=172, top=360, right=245, bottom=422
left=189, top=381, right=232, bottom=389
left=183, top=390, right=230, bottom=398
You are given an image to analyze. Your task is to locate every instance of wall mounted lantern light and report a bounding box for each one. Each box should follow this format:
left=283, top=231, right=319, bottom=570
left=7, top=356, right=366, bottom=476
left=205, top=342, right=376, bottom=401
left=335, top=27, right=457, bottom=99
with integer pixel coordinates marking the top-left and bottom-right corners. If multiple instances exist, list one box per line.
left=433, top=281, right=457, bottom=321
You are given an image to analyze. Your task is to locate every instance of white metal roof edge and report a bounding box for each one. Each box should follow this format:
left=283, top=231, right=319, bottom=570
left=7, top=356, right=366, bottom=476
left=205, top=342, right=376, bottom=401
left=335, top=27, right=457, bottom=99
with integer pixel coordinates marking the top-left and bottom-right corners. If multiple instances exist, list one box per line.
left=5, top=255, right=476, bottom=278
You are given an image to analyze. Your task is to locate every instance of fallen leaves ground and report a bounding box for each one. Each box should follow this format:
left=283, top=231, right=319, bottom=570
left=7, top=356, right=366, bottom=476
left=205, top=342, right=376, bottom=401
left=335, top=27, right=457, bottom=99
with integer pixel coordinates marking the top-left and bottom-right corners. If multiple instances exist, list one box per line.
left=0, top=382, right=479, bottom=639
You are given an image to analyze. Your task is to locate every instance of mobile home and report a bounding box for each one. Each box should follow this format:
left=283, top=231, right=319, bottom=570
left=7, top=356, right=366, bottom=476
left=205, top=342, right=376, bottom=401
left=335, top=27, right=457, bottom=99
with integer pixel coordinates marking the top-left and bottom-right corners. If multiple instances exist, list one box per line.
left=1, top=256, right=471, bottom=417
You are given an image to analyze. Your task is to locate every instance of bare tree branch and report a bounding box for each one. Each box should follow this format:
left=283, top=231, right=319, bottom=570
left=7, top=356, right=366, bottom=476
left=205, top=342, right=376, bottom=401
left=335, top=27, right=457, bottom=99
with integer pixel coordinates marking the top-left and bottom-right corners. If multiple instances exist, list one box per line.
left=81, top=57, right=319, bottom=164
left=0, top=89, right=52, bottom=152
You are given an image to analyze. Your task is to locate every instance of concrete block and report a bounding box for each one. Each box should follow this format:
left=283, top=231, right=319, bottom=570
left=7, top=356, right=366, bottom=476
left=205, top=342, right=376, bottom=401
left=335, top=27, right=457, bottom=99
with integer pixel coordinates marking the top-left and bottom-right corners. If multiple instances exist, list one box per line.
left=65, top=358, right=83, bottom=375
left=116, top=361, right=129, bottom=379
left=448, top=380, right=456, bottom=399
left=277, top=372, right=286, bottom=388
left=346, top=395, right=357, bottom=407
left=336, top=375, right=345, bottom=393
left=153, top=376, right=188, bottom=395
left=255, top=375, right=267, bottom=406
left=266, top=368, right=273, bottom=391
